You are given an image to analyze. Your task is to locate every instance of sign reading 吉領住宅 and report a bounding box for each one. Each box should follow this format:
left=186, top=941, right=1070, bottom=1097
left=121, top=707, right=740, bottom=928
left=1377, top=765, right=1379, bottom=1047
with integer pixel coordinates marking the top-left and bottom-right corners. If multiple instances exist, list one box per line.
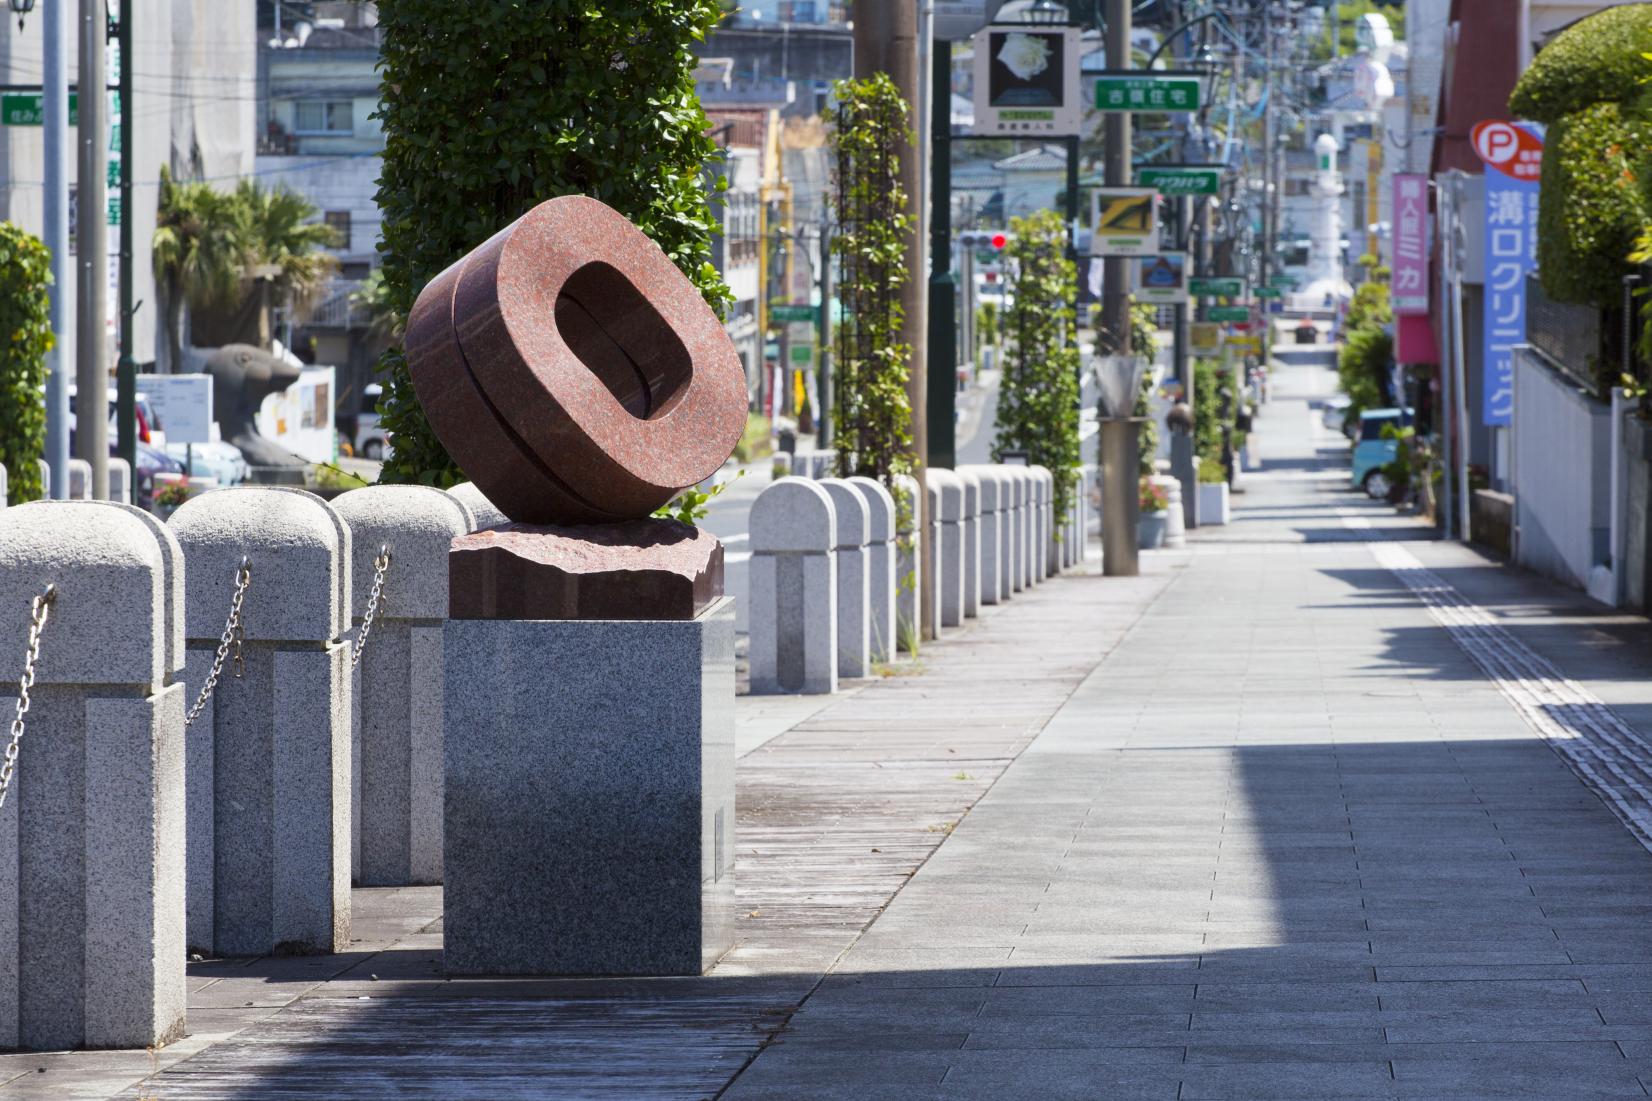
left=769, top=303, right=816, bottom=324
left=1255, top=287, right=1282, bottom=300
left=1207, top=305, right=1250, bottom=323
left=1137, top=165, right=1221, bottom=196
left=972, top=26, right=1082, bottom=137
left=1390, top=173, right=1429, bottom=315
left=1475, top=120, right=1543, bottom=427
left=1094, top=73, right=1201, bottom=113
left=1135, top=254, right=1188, bottom=305
left=1090, top=188, right=1160, bottom=257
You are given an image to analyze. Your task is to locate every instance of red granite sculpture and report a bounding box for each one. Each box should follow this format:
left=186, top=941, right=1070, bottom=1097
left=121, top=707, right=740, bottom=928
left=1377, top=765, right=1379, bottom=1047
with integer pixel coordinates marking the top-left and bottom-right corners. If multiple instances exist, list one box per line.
left=405, top=195, right=746, bottom=525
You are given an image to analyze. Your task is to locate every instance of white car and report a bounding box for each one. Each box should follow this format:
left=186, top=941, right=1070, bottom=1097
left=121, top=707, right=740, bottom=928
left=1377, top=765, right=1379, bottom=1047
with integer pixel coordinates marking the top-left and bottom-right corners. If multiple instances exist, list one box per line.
left=1321, top=395, right=1351, bottom=435
left=355, top=384, right=390, bottom=460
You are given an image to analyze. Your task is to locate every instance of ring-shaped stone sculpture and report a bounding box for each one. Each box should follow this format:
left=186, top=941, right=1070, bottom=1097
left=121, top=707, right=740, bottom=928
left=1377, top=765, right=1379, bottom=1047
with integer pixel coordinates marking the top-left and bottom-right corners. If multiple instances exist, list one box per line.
left=405, top=196, right=747, bottom=524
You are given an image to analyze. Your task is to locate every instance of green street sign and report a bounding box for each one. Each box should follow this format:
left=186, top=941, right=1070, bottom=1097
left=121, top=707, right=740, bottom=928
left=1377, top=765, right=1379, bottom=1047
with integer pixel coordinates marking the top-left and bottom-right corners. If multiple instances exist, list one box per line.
left=1207, top=306, right=1250, bottom=322
left=769, top=303, right=816, bottom=323
left=789, top=344, right=814, bottom=365
left=1256, top=286, right=1283, bottom=299
left=1094, top=75, right=1200, bottom=113
left=1, top=91, right=120, bottom=127
left=1189, top=277, right=1244, bottom=298
left=1137, top=166, right=1221, bottom=196
left=1268, top=273, right=1299, bottom=288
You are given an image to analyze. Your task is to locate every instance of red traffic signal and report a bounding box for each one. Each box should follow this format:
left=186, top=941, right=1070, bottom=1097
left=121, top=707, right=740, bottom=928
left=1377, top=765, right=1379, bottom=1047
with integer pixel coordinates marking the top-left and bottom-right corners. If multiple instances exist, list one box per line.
left=990, top=233, right=1007, bottom=250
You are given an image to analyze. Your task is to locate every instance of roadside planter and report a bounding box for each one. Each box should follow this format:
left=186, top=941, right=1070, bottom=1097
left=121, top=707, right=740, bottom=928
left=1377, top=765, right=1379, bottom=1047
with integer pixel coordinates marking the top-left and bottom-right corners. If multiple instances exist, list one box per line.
left=1138, top=478, right=1169, bottom=549
left=1198, top=480, right=1230, bottom=525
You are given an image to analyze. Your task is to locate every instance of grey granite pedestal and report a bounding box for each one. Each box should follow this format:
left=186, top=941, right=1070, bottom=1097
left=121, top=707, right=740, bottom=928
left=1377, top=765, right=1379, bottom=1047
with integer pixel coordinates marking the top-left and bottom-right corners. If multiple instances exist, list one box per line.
left=443, top=597, right=735, bottom=975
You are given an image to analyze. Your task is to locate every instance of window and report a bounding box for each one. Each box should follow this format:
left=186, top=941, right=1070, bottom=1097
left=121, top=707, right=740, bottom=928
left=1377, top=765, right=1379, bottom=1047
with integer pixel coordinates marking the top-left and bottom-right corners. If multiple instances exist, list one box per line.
left=324, top=210, right=351, bottom=246
left=294, top=100, right=352, bottom=135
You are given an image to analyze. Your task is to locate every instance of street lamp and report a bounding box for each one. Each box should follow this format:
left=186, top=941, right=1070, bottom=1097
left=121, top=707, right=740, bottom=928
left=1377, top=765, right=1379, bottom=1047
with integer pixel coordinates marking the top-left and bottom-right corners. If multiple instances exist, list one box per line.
left=8, top=0, right=35, bottom=32
left=1022, top=0, right=1067, bottom=24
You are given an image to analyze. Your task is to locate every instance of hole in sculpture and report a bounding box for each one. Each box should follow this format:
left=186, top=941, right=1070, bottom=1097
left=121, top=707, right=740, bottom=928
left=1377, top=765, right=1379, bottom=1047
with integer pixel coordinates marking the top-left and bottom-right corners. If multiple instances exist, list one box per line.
left=555, top=260, right=693, bottom=421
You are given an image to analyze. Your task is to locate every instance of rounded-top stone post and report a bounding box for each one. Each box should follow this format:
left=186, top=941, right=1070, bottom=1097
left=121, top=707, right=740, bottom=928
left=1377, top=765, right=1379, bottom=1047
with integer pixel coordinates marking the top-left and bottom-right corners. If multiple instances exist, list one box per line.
left=749, top=478, right=838, bottom=694
left=0, top=501, right=186, bottom=1050
left=449, top=482, right=507, bottom=530
left=892, top=473, right=922, bottom=651
left=929, top=469, right=966, bottom=628
left=846, top=476, right=897, bottom=661
left=959, top=465, right=1007, bottom=605
left=817, top=478, right=870, bottom=679
left=333, top=486, right=472, bottom=887
left=169, top=486, right=352, bottom=956
left=1029, top=465, right=1053, bottom=580
left=956, top=469, right=983, bottom=618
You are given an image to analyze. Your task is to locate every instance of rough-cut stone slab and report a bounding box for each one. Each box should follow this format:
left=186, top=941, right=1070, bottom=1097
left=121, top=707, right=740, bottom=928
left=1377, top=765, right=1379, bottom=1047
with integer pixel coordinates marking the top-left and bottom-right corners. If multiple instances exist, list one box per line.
left=448, top=520, right=724, bottom=621
left=404, top=196, right=747, bottom=524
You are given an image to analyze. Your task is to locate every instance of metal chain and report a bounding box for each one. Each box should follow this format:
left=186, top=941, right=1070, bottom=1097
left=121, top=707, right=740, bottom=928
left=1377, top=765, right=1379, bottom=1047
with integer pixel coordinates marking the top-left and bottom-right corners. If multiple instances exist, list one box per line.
left=351, top=544, right=392, bottom=671
left=183, top=558, right=252, bottom=730
left=0, top=585, right=58, bottom=810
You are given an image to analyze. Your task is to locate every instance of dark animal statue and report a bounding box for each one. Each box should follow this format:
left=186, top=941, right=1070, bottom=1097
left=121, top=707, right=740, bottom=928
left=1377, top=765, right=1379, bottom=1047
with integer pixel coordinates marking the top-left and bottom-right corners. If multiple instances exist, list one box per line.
left=203, top=344, right=307, bottom=468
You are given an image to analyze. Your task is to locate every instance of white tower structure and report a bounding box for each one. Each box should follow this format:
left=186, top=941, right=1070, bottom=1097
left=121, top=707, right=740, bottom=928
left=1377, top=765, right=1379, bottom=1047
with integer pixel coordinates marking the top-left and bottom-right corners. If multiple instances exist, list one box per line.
left=1296, top=133, right=1353, bottom=309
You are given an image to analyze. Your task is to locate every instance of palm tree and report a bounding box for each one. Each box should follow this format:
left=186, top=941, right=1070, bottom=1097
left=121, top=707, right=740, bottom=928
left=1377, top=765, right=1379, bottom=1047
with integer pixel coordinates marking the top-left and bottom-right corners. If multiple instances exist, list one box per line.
left=233, top=180, right=340, bottom=323
left=152, top=166, right=246, bottom=370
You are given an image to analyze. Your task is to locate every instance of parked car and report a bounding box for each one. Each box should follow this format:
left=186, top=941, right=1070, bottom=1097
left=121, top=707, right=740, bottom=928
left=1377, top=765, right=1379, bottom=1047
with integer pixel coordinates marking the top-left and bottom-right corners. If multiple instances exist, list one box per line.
left=354, top=384, right=389, bottom=461
left=1350, top=407, right=1414, bottom=499
left=165, top=438, right=248, bottom=487
left=1321, top=395, right=1351, bottom=435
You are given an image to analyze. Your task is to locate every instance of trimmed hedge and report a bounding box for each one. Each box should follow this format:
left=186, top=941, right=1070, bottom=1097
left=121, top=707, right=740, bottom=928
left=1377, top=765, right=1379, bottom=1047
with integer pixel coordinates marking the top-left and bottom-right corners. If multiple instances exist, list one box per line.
left=0, top=224, right=52, bottom=504
left=1536, top=101, right=1651, bottom=307
left=373, top=1, right=730, bottom=487
left=1508, top=5, right=1652, bottom=125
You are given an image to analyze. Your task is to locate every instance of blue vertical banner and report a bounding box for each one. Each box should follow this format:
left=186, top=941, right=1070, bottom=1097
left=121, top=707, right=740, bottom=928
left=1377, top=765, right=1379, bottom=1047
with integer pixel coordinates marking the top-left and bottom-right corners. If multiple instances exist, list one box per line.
left=1472, top=120, right=1544, bottom=427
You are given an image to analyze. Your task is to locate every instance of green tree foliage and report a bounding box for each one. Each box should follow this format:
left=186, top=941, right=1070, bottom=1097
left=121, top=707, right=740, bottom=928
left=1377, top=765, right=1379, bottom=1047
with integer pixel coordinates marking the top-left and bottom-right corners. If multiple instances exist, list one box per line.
left=1508, top=4, right=1652, bottom=124
left=1536, top=102, right=1651, bottom=307
left=1338, top=279, right=1393, bottom=425
left=0, top=224, right=52, bottom=504
left=1129, top=302, right=1159, bottom=477
left=828, top=73, right=915, bottom=490
left=373, top=0, right=730, bottom=487
left=233, top=179, right=340, bottom=313
left=993, top=209, right=1079, bottom=522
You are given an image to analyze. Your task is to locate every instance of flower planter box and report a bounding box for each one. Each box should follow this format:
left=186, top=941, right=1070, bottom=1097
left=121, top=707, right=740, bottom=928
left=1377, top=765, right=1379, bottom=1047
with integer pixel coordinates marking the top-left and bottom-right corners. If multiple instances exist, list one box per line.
left=1197, top=481, right=1230, bottom=525
left=1138, top=510, right=1168, bottom=549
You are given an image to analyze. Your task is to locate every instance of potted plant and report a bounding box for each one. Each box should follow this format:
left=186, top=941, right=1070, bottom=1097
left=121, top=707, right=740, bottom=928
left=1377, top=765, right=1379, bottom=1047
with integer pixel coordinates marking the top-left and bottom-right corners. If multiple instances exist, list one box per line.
left=1197, top=456, right=1230, bottom=525
left=1138, top=477, right=1169, bottom=549
left=153, top=480, right=191, bottom=520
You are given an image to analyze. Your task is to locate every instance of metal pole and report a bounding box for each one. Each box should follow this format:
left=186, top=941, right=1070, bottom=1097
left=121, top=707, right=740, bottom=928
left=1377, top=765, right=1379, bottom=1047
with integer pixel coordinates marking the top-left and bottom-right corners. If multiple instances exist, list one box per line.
left=116, top=0, right=135, bottom=469
left=43, top=0, right=72, bottom=499
left=1099, top=0, right=1132, bottom=358
left=1099, top=418, right=1139, bottom=576
left=1437, top=179, right=1454, bottom=538
left=817, top=217, right=833, bottom=449
left=77, top=0, right=110, bottom=500
left=1449, top=172, right=1471, bottom=544
left=927, top=34, right=956, bottom=470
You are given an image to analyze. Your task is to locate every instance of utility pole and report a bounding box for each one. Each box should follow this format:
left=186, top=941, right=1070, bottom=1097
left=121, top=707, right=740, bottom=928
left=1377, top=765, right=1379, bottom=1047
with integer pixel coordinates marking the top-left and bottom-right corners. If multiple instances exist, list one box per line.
left=1259, top=1, right=1275, bottom=292
left=817, top=215, right=833, bottom=449
left=77, top=0, right=110, bottom=500
left=116, top=0, right=136, bottom=470
left=1099, top=0, right=1132, bottom=358
left=853, top=0, right=931, bottom=638
left=43, top=0, right=72, bottom=498
left=927, top=21, right=955, bottom=471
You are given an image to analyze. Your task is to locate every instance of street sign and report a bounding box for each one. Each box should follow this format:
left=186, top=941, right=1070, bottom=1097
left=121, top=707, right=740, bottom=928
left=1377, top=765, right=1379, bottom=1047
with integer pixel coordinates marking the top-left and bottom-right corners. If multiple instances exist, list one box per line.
left=135, top=374, right=214, bottom=444
left=972, top=26, right=1082, bottom=136
left=1137, top=165, right=1221, bottom=196
left=1228, top=335, right=1261, bottom=352
left=1268, top=274, right=1299, bottom=289
left=1135, top=253, right=1188, bottom=305
left=1189, top=277, right=1244, bottom=298
left=1471, top=119, right=1543, bottom=182
left=1255, top=286, right=1282, bottom=300
left=789, top=344, right=814, bottom=366
left=1090, top=188, right=1159, bottom=257
left=769, top=303, right=816, bottom=323
left=1207, top=306, right=1250, bottom=323
left=0, top=90, right=120, bottom=127
left=1190, top=322, right=1222, bottom=354
left=1093, top=73, right=1201, bottom=113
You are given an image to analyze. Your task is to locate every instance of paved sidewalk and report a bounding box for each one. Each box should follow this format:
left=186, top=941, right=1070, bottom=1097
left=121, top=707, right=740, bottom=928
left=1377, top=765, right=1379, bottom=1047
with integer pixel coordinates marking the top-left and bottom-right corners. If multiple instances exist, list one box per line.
left=16, top=357, right=1652, bottom=1099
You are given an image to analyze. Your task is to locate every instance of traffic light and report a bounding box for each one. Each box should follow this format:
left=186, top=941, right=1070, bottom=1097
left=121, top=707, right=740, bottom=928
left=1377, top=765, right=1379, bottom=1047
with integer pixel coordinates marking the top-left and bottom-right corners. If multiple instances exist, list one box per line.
left=959, top=230, right=1012, bottom=250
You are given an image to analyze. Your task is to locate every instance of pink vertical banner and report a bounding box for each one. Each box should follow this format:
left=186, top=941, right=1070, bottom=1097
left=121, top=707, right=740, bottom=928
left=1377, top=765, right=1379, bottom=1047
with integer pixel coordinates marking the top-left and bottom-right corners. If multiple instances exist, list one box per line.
left=1391, top=173, right=1429, bottom=315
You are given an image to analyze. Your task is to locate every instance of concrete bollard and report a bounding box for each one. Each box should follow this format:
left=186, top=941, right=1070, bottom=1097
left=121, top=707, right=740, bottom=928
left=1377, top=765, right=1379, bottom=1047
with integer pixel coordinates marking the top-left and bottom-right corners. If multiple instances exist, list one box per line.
left=334, top=486, right=473, bottom=887
left=750, top=478, right=837, bottom=694
left=35, top=460, right=49, bottom=501
left=1031, top=466, right=1057, bottom=578
left=449, top=482, right=507, bottom=530
left=66, top=458, right=91, bottom=500
left=930, top=469, right=967, bottom=628
left=1004, top=467, right=1026, bottom=593
left=818, top=479, right=870, bottom=679
left=1157, top=475, right=1187, bottom=549
left=1021, top=468, right=1039, bottom=588
left=957, top=469, right=982, bottom=618
left=893, top=473, right=922, bottom=651
left=0, top=501, right=186, bottom=1050
left=170, top=487, right=352, bottom=956
left=814, top=451, right=838, bottom=479
left=847, top=476, right=897, bottom=662
left=959, top=466, right=1005, bottom=605
left=0, top=462, right=8, bottom=506
left=923, top=475, right=947, bottom=636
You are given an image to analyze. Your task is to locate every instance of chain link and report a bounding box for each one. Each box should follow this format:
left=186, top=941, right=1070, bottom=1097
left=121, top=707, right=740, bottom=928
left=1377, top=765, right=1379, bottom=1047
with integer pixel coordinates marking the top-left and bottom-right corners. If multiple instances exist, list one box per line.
left=351, top=545, right=392, bottom=671
left=183, top=558, right=252, bottom=730
left=0, top=585, right=58, bottom=810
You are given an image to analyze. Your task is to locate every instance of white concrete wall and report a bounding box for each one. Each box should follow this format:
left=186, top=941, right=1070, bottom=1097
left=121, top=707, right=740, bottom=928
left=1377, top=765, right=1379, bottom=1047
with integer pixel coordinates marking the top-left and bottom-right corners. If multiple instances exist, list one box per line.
left=1511, top=344, right=1611, bottom=592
